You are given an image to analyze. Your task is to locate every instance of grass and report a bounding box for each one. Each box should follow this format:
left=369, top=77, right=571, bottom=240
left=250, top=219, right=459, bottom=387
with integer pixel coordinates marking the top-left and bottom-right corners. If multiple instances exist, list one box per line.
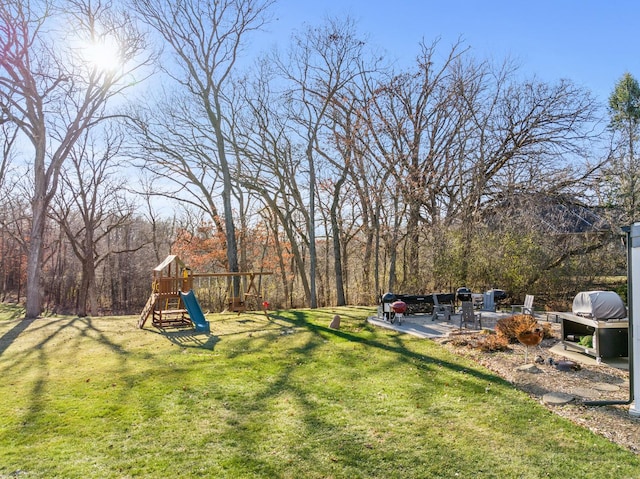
left=0, top=303, right=639, bottom=478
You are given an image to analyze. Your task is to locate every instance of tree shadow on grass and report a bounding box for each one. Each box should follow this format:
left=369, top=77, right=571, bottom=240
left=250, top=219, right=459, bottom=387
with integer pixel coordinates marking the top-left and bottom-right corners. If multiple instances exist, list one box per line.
left=150, top=312, right=302, bottom=349
left=0, top=304, right=27, bottom=320
left=0, top=318, right=37, bottom=358
left=143, top=309, right=315, bottom=351
left=0, top=317, right=141, bottom=439
left=202, top=309, right=523, bottom=477
left=268, top=310, right=507, bottom=385
left=153, top=328, right=220, bottom=350
left=0, top=316, right=136, bottom=376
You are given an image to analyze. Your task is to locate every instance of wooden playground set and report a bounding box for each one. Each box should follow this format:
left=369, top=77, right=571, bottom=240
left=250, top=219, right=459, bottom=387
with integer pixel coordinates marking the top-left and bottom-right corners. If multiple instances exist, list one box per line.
left=138, top=255, right=271, bottom=332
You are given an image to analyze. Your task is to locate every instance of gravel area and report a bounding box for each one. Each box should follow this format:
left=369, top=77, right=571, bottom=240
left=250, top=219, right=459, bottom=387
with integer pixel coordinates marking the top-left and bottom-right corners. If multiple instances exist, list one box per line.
left=433, top=323, right=640, bottom=454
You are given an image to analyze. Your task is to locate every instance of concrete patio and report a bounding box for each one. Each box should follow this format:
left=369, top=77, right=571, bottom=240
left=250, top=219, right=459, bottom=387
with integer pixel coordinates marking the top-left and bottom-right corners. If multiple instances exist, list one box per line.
left=367, top=310, right=629, bottom=370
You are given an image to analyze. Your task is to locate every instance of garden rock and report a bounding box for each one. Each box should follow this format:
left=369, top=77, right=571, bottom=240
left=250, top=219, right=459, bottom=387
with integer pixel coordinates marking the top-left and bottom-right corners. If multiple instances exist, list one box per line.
left=543, top=392, right=574, bottom=406
left=515, top=364, right=541, bottom=373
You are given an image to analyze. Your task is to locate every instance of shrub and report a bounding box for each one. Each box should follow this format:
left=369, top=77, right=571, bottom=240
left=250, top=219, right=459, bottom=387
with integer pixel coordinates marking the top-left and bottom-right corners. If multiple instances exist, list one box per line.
left=478, top=332, right=510, bottom=352
left=495, top=314, right=552, bottom=343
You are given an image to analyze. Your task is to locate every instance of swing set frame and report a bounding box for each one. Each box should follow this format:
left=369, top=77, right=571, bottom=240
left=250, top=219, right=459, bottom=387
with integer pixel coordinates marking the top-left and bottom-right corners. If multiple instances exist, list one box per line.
left=191, top=271, right=273, bottom=313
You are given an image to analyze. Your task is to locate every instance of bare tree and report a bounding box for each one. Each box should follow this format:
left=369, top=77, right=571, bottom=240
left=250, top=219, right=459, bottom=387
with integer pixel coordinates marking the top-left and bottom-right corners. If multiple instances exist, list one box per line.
left=351, top=42, right=600, bottom=294
left=131, top=0, right=274, bottom=298
left=357, top=40, right=469, bottom=291
left=0, top=189, right=29, bottom=302
left=457, top=72, right=599, bottom=285
left=229, top=60, right=313, bottom=307
left=0, top=122, right=18, bottom=194
left=127, top=97, right=226, bottom=236
left=272, top=17, right=370, bottom=307
left=137, top=172, right=178, bottom=264
left=52, top=129, right=139, bottom=316
left=0, top=0, right=152, bottom=318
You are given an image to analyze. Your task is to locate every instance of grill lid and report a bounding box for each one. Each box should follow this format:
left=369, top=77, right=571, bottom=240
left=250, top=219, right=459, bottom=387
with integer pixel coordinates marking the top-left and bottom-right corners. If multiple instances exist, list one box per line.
left=572, top=290, right=627, bottom=320
left=381, top=292, right=396, bottom=303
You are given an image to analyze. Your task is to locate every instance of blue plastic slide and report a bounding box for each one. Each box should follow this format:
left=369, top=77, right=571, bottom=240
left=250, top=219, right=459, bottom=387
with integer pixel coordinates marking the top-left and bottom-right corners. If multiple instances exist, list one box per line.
left=180, top=290, right=210, bottom=333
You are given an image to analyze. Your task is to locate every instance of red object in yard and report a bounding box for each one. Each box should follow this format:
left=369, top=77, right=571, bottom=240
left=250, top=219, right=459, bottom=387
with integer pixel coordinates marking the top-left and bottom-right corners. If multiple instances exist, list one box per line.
left=391, top=300, right=407, bottom=314
left=262, top=301, right=270, bottom=310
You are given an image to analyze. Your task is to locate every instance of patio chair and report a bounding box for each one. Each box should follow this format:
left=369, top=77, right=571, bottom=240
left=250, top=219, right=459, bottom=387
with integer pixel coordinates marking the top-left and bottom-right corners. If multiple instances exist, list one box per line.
left=431, top=294, right=452, bottom=321
left=460, top=301, right=482, bottom=329
left=511, top=295, right=534, bottom=315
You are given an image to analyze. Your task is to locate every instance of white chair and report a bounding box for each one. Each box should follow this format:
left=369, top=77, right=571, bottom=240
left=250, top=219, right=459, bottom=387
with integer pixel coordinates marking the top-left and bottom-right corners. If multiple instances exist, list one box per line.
left=511, top=295, right=534, bottom=315
left=432, top=294, right=452, bottom=321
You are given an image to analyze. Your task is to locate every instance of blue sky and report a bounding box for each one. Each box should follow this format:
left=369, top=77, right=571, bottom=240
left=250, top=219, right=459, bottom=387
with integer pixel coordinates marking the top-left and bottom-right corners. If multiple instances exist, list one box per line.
left=264, top=0, right=639, bottom=107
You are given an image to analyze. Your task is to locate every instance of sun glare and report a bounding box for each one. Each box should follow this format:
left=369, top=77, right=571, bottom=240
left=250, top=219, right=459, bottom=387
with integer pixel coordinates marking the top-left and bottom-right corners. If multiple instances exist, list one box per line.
left=83, top=38, right=122, bottom=73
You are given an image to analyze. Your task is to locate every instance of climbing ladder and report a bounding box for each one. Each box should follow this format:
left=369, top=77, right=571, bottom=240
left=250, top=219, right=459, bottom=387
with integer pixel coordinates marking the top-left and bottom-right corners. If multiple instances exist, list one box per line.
left=138, top=293, right=159, bottom=329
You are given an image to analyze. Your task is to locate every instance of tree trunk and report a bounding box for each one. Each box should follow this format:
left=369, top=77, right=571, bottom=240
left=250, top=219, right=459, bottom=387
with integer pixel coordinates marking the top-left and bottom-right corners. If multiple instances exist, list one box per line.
left=330, top=176, right=346, bottom=306
left=25, top=219, right=44, bottom=319
left=407, top=200, right=421, bottom=290
left=270, top=218, right=290, bottom=308
left=212, top=104, right=240, bottom=297
left=387, top=242, right=397, bottom=293
left=77, top=257, right=98, bottom=317
left=25, top=177, right=47, bottom=319
left=307, top=147, right=318, bottom=309
left=374, top=209, right=381, bottom=295
left=263, top=194, right=311, bottom=304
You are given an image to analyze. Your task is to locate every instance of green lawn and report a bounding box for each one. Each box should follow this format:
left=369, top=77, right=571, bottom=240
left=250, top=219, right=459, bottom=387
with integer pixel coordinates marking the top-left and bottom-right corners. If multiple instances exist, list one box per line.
left=0, top=304, right=638, bottom=478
